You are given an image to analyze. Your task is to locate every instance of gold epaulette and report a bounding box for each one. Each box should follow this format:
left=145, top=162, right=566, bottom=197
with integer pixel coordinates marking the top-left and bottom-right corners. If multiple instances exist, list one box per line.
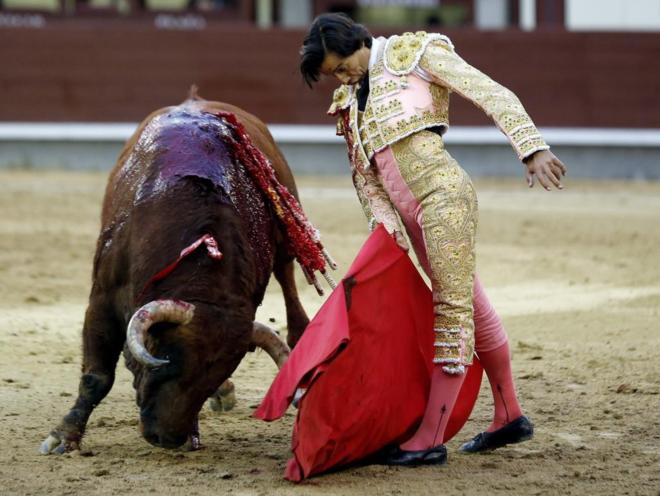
left=327, top=84, right=353, bottom=116
left=384, top=31, right=454, bottom=76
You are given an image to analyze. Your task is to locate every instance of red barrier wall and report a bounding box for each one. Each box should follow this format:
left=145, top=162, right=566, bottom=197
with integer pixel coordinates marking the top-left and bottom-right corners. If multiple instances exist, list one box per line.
left=1, top=18, right=659, bottom=127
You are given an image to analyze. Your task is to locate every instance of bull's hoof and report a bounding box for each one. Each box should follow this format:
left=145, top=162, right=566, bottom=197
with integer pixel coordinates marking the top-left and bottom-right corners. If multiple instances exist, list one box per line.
left=208, top=391, right=236, bottom=412
left=219, top=388, right=237, bottom=411
left=208, top=380, right=236, bottom=412
left=39, top=433, right=79, bottom=455
left=184, top=433, right=203, bottom=451
left=208, top=396, right=222, bottom=412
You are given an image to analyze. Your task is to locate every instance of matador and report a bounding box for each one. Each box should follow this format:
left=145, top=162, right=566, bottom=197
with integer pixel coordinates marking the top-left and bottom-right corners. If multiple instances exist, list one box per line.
left=301, top=15, right=566, bottom=466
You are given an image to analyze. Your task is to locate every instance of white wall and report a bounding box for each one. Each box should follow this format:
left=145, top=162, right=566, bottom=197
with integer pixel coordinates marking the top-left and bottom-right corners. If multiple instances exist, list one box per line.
left=475, top=0, right=509, bottom=30
left=519, top=0, right=536, bottom=31
left=279, top=0, right=312, bottom=28
left=566, top=0, right=660, bottom=31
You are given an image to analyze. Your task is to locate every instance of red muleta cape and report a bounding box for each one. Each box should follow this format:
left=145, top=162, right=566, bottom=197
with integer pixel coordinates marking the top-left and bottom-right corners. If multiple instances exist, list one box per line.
left=254, top=225, right=483, bottom=481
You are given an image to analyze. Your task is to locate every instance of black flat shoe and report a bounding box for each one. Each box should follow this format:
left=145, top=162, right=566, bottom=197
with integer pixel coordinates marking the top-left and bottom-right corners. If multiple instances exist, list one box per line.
left=459, top=415, right=534, bottom=453
left=383, top=444, right=447, bottom=466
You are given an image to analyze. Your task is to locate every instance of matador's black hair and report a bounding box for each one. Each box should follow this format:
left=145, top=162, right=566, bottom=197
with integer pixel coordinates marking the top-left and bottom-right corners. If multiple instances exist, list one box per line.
left=299, top=13, right=372, bottom=87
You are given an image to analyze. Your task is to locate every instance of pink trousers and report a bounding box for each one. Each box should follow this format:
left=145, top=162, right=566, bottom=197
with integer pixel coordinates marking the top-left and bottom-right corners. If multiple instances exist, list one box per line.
left=373, top=147, right=507, bottom=355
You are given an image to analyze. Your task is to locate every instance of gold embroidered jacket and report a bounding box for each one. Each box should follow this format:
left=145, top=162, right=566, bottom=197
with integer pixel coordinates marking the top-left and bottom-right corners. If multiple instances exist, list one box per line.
left=328, top=31, right=550, bottom=233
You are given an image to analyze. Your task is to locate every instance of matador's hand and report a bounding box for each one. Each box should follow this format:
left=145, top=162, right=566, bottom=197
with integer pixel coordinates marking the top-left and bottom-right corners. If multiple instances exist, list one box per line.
left=523, top=150, right=567, bottom=190
left=393, top=230, right=409, bottom=252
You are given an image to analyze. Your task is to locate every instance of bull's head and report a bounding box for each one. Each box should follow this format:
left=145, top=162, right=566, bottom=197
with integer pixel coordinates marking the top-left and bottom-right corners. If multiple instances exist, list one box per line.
left=124, top=299, right=288, bottom=449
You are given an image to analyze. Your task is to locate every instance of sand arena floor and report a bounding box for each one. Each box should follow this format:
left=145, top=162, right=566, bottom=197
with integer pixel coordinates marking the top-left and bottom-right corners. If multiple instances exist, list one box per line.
left=0, top=170, right=658, bottom=495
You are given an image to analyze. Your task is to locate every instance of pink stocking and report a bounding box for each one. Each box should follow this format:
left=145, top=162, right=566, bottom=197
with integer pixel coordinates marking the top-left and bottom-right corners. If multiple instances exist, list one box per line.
left=479, top=342, right=523, bottom=432
left=400, top=366, right=465, bottom=451
left=473, top=276, right=523, bottom=432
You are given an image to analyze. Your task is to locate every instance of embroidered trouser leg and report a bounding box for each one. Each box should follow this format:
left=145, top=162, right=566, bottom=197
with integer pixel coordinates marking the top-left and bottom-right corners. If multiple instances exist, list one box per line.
left=384, top=131, right=478, bottom=373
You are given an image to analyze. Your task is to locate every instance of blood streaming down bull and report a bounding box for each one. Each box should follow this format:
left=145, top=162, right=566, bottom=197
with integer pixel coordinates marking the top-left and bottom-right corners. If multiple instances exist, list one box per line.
left=40, top=96, right=312, bottom=453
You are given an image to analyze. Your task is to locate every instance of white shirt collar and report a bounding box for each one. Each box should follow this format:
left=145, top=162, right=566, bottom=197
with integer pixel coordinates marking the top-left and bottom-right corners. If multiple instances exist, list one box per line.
left=368, top=36, right=385, bottom=70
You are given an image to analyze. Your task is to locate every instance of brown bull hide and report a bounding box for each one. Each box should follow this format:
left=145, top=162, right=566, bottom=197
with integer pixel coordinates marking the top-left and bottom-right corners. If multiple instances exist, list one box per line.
left=40, top=96, right=310, bottom=453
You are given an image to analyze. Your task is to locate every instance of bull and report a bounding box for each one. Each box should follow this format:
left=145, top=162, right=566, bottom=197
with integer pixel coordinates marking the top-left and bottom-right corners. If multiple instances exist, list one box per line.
left=40, top=94, right=315, bottom=453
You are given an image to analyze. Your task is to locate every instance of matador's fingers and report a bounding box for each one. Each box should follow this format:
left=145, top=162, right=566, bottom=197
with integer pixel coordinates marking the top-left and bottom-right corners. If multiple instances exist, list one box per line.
left=536, top=167, right=553, bottom=191
left=549, top=163, right=565, bottom=189
left=393, top=230, right=409, bottom=252
left=544, top=164, right=562, bottom=189
left=525, top=168, right=534, bottom=188
left=553, top=157, right=567, bottom=176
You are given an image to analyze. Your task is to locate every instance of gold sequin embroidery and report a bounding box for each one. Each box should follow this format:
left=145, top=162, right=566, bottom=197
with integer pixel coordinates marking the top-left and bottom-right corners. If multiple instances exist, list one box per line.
left=390, top=131, right=478, bottom=370
left=418, top=39, right=549, bottom=160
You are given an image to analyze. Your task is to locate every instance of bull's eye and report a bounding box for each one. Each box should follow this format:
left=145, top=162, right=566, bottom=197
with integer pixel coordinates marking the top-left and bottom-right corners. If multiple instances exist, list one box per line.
left=145, top=360, right=182, bottom=388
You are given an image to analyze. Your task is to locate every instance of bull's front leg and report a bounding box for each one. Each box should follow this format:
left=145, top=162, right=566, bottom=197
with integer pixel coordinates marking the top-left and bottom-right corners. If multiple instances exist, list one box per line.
left=40, top=299, right=124, bottom=454
left=273, top=256, right=310, bottom=349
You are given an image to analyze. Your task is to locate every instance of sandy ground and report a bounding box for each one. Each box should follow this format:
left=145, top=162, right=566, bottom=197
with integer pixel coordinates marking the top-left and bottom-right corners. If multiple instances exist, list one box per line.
left=0, top=170, right=659, bottom=495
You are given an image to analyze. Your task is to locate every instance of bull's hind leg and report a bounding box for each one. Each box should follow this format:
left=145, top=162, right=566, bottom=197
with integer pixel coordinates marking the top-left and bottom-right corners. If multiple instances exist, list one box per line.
left=40, top=299, right=123, bottom=454
left=273, top=255, right=309, bottom=349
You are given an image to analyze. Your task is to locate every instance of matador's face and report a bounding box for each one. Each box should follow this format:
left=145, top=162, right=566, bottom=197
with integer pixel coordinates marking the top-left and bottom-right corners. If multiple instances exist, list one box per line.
left=320, top=45, right=370, bottom=86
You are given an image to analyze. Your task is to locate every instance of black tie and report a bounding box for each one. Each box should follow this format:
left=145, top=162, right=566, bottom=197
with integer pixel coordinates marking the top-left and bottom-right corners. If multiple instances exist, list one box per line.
left=357, top=73, right=369, bottom=112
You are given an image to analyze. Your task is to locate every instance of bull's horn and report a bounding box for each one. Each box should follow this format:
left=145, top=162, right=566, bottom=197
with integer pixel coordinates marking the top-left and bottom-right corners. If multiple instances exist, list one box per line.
left=252, top=322, right=290, bottom=369
left=126, top=300, right=195, bottom=368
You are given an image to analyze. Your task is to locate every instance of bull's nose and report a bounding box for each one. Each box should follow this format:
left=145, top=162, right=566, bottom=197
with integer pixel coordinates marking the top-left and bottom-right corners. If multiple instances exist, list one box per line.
left=143, top=430, right=161, bottom=447
left=145, top=432, right=187, bottom=449
left=140, top=418, right=159, bottom=445
left=141, top=420, right=187, bottom=449
left=158, top=432, right=188, bottom=449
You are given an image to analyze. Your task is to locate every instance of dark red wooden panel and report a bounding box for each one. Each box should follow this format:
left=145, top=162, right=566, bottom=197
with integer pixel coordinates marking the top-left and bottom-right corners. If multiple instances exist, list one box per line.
left=1, top=20, right=658, bottom=127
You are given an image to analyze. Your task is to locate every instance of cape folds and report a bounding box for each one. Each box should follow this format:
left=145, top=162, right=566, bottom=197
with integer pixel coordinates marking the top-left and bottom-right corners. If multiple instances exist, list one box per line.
left=255, top=225, right=483, bottom=481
